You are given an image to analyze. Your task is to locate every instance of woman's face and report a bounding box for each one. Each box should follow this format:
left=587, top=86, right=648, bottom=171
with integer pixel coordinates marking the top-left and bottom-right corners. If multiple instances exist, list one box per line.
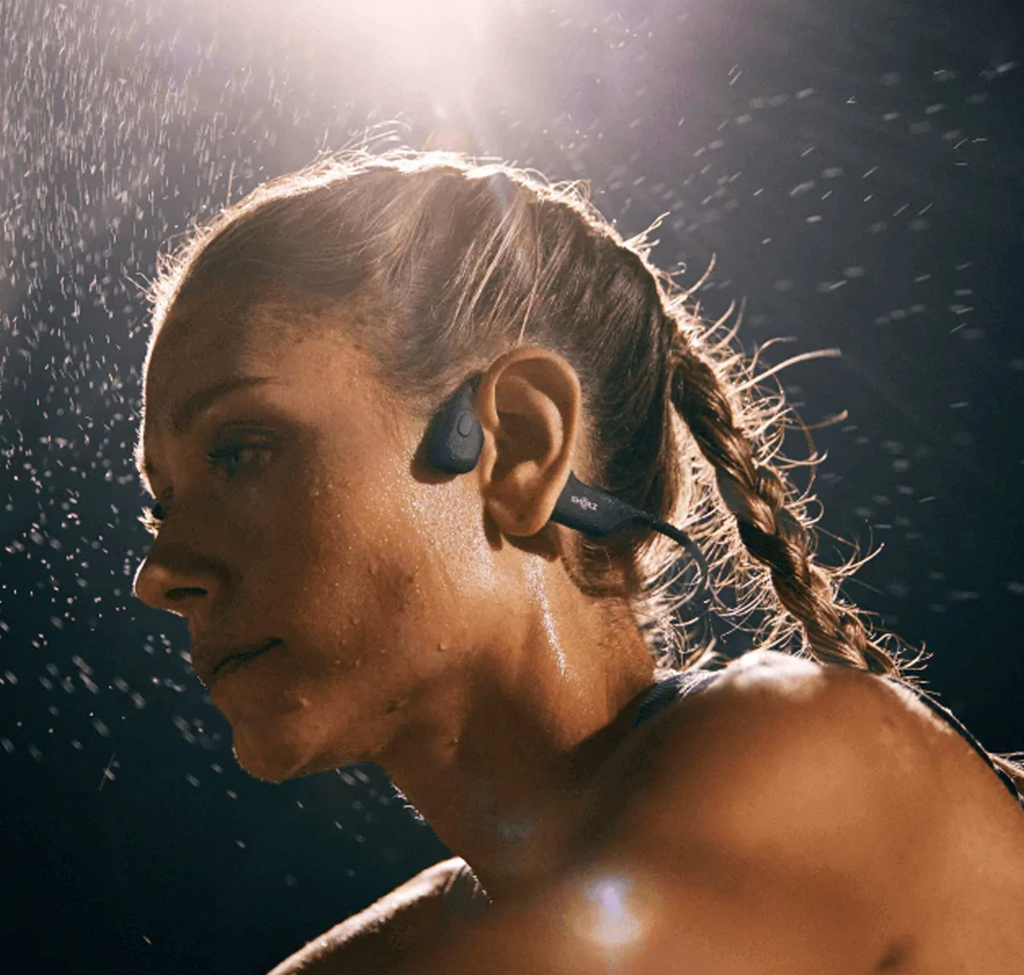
left=135, top=303, right=499, bottom=782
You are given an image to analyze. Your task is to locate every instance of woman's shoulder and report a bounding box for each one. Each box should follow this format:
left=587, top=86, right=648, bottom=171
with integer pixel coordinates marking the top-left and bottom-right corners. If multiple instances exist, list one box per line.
left=592, top=647, right=1023, bottom=872
left=624, top=645, right=1014, bottom=782
left=623, top=646, right=884, bottom=762
left=267, top=857, right=476, bottom=975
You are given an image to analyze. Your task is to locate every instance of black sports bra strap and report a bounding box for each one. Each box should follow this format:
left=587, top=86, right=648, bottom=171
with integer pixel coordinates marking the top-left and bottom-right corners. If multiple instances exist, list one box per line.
left=888, top=680, right=1024, bottom=807
left=632, top=669, right=721, bottom=730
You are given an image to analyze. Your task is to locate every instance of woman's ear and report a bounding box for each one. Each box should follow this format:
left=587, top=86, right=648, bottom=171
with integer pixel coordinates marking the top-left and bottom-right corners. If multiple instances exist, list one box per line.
left=473, top=347, right=582, bottom=538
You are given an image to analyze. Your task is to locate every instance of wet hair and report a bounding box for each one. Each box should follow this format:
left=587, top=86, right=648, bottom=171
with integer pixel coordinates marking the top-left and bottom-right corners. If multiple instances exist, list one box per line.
left=145, top=147, right=1024, bottom=790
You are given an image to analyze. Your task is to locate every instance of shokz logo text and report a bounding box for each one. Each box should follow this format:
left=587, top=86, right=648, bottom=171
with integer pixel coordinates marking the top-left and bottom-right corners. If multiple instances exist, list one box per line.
left=571, top=495, right=599, bottom=511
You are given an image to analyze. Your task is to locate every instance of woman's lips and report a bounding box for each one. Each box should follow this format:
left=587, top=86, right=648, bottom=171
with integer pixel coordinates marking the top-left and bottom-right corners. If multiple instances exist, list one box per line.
left=209, top=639, right=282, bottom=686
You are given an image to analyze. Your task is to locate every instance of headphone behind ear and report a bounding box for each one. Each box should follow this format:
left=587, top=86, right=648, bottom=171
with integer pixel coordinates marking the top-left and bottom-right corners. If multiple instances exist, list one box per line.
left=423, top=377, right=711, bottom=613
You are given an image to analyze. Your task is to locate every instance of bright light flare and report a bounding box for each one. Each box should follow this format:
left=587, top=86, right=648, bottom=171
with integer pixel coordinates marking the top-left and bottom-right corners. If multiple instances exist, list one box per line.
left=274, top=0, right=509, bottom=82
left=565, top=872, right=662, bottom=955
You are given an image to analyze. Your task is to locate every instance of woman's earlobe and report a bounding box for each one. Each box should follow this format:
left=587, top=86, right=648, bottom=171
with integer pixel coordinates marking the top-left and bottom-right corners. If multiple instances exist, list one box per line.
left=484, top=466, right=569, bottom=538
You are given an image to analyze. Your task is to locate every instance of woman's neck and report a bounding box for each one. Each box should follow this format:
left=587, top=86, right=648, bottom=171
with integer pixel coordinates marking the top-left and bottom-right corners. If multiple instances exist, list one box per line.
left=377, top=571, right=658, bottom=904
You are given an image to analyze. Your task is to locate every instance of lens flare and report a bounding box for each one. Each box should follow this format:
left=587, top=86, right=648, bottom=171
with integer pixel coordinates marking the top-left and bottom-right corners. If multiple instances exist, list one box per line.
left=565, top=871, right=662, bottom=957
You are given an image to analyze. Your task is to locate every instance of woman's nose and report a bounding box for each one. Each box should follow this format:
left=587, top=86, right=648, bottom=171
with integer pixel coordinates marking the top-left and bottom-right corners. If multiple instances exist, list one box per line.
left=132, top=546, right=224, bottom=617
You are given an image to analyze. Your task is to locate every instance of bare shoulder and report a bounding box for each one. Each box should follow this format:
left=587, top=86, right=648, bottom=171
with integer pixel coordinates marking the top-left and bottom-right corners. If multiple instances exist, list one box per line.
left=694, top=649, right=1024, bottom=825
left=381, top=653, right=1024, bottom=974
left=594, top=650, right=959, bottom=891
left=267, top=857, right=483, bottom=975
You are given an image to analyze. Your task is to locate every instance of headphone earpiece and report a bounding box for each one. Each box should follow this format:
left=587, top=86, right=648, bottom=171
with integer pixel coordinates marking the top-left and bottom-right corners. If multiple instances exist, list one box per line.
left=423, top=378, right=485, bottom=475
left=421, top=375, right=711, bottom=611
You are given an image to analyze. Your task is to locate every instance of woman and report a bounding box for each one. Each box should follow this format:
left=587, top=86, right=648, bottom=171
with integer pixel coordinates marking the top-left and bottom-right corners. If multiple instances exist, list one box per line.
left=133, top=149, right=1024, bottom=974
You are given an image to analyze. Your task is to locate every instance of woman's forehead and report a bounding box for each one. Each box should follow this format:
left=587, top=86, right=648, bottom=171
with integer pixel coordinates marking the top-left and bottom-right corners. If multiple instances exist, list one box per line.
left=142, top=306, right=376, bottom=424
left=150, top=301, right=325, bottom=379
left=149, top=300, right=280, bottom=365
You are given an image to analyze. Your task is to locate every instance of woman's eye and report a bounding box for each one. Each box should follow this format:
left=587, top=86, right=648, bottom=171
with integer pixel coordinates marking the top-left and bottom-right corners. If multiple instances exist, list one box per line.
left=206, top=440, right=274, bottom=478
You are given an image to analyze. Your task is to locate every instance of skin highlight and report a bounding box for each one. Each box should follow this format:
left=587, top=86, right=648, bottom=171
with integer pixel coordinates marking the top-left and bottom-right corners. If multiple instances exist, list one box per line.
left=134, top=303, right=660, bottom=903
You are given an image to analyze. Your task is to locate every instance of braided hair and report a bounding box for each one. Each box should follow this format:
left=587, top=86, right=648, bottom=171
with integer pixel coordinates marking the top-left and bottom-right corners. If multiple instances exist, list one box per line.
left=669, top=338, right=894, bottom=676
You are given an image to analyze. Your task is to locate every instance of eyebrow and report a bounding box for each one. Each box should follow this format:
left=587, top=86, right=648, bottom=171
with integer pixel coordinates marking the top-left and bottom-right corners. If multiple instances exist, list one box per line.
left=138, top=376, right=277, bottom=483
left=170, top=376, right=277, bottom=434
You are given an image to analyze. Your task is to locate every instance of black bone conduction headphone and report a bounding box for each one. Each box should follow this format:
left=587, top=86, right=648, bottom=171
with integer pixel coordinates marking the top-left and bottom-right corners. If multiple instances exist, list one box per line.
left=423, top=376, right=711, bottom=614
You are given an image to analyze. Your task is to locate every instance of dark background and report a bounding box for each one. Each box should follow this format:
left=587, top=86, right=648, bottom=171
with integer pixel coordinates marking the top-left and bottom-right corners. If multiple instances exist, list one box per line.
left=1, top=0, right=1021, bottom=972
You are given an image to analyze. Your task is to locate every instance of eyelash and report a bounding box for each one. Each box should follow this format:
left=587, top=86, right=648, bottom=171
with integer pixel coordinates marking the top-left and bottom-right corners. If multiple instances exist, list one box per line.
left=140, top=504, right=165, bottom=536
left=140, top=437, right=275, bottom=535
left=206, top=439, right=274, bottom=478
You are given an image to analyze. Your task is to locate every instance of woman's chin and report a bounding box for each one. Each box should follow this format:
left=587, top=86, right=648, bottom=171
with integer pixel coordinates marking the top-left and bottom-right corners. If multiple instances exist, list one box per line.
left=230, top=722, right=357, bottom=782
left=231, top=726, right=318, bottom=782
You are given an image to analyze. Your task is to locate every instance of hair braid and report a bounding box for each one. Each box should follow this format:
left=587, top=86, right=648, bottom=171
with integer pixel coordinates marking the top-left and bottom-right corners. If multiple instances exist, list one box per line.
left=668, top=337, right=896, bottom=676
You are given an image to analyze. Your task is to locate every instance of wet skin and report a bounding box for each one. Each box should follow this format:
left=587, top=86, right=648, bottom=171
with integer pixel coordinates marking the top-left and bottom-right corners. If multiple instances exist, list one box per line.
left=136, top=305, right=1024, bottom=973
left=134, top=304, right=661, bottom=902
